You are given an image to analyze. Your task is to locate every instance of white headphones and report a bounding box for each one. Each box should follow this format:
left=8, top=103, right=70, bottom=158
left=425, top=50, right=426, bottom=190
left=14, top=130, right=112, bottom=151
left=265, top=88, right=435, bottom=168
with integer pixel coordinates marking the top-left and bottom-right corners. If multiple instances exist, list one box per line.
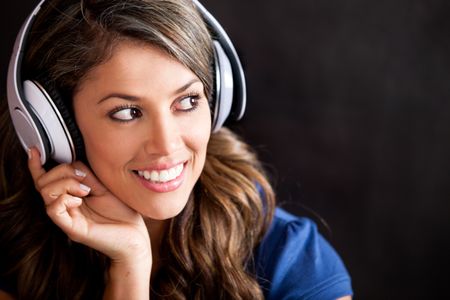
left=7, top=0, right=246, bottom=165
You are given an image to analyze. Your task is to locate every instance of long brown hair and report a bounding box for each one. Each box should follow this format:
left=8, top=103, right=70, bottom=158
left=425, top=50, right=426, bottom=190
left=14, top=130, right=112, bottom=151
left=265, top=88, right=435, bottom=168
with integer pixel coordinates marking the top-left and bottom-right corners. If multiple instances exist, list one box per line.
left=0, top=0, right=275, bottom=299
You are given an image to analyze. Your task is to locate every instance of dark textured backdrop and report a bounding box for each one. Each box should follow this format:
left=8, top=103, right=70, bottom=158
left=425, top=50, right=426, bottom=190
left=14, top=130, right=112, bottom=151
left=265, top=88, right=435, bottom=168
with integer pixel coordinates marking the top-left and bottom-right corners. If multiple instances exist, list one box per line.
left=2, top=0, right=450, bottom=299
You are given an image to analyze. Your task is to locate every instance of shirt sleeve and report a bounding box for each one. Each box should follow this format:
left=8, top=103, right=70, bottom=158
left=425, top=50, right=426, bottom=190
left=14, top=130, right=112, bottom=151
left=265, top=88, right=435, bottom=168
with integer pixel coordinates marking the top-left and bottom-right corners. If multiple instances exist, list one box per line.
left=254, top=208, right=353, bottom=300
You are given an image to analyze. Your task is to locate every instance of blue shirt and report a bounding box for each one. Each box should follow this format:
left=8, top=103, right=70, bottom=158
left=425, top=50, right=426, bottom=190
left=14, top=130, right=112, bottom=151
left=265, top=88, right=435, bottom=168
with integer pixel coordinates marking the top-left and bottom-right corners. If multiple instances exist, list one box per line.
left=254, top=207, right=353, bottom=299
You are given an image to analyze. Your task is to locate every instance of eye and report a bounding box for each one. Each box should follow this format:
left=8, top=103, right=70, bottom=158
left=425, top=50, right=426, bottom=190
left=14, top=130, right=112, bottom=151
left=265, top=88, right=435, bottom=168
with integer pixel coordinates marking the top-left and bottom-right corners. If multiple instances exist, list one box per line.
left=109, top=106, right=143, bottom=122
left=175, top=94, right=200, bottom=112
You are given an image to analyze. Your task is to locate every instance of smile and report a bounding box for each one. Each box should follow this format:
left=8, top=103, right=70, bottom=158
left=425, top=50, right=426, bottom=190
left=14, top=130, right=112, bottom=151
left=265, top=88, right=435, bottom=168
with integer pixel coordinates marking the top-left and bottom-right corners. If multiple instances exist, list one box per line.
left=135, top=163, right=184, bottom=183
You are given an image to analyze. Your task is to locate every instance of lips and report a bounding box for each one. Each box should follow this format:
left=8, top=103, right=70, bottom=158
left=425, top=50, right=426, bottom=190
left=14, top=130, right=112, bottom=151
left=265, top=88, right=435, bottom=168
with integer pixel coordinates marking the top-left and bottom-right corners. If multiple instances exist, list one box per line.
left=135, top=163, right=184, bottom=183
left=133, top=162, right=186, bottom=193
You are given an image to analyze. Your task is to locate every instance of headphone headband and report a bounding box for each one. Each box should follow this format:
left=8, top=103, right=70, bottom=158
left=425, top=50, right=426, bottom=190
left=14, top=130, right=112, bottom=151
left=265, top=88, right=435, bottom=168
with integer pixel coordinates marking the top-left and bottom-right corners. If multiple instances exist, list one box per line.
left=7, top=0, right=48, bottom=164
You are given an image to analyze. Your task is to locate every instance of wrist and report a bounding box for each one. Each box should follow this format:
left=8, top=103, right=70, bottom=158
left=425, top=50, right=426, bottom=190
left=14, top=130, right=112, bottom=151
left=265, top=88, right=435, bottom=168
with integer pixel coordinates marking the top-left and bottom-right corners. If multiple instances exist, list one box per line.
left=109, top=256, right=152, bottom=276
left=103, top=258, right=152, bottom=300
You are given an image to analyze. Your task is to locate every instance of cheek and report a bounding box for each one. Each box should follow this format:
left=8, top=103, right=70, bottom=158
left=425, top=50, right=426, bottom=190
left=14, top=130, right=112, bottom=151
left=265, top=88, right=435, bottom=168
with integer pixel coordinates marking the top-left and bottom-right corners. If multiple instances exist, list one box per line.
left=75, top=103, right=136, bottom=163
left=84, top=133, right=117, bottom=164
left=82, top=128, right=141, bottom=168
left=82, top=131, right=120, bottom=185
left=187, top=111, right=211, bottom=158
left=80, top=129, right=141, bottom=199
left=76, top=113, right=137, bottom=180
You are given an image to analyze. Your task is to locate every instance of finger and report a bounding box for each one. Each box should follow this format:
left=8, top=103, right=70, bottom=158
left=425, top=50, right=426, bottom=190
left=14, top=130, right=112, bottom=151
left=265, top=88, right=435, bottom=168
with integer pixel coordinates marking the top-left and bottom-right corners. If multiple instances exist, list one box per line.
left=46, top=194, right=84, bottom=238
left=34, top=163, right=87, bottom=191
left=72, top=162, right=139, bottom=221
left=72, top=161, right=109, bottom=196
left=27, top=147, right=46, bottom=184
left=40, top=178, right=91, bottom=206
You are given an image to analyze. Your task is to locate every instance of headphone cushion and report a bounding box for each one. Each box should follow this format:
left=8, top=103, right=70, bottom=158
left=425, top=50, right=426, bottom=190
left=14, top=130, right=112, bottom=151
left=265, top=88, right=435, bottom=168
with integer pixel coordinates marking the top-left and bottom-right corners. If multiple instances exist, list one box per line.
left=34, top=75, right=85, bottom=162
left=211, top=41, right=234, bottom=132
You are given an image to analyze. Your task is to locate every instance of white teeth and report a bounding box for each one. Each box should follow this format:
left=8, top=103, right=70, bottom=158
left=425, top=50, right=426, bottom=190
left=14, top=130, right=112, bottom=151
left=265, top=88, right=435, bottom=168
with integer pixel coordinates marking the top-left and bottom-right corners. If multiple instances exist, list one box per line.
left=150, top=170, right=159, bottom=181
left=176, top=164, right=183, bottom=175
left=137, top=163, right=184, bottom=183
left=160, top=170, right=169, bottom=182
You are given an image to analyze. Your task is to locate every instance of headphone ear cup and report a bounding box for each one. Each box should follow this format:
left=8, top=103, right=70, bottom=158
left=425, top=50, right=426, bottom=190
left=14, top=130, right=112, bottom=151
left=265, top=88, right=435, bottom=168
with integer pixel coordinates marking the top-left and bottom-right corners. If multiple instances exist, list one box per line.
left=8, top=98, right=50, bottom=165
left=23, top=75, right=84, bottom=163
left=211, top=41, right=234, bottom=132
left=194, top=0, right=247, bottom=131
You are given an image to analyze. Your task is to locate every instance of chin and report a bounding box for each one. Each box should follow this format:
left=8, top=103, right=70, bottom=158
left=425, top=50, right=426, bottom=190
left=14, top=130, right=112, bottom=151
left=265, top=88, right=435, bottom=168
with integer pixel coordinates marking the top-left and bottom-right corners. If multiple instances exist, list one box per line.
left=140, top=198, right=190, bottom=221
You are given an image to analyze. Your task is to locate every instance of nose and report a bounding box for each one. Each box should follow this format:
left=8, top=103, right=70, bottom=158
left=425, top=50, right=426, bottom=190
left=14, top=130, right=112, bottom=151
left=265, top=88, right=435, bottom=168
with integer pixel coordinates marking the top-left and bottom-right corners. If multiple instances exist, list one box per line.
left=143, top=112, right=182, bottom=156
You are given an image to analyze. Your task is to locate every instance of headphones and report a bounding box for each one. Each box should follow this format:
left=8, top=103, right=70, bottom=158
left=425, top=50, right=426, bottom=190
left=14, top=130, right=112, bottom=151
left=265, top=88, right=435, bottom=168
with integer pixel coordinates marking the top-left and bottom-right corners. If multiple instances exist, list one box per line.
left=7, top=0, right=246, bottom=165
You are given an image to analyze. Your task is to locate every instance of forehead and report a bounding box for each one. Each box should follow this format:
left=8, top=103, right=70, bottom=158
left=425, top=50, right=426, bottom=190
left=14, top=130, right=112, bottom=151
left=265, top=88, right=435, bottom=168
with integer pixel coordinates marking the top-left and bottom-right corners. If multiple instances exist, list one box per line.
left=74, top=40, right=201, bottom=99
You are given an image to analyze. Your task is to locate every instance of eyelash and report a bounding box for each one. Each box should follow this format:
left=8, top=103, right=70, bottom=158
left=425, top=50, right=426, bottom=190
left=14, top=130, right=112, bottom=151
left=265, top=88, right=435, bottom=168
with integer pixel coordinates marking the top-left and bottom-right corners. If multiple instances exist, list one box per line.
left=108, top=104, right=142, bottom=123
left=179, top=93, right=201, bottom=113
left=108, top=93, right=202, bottom=123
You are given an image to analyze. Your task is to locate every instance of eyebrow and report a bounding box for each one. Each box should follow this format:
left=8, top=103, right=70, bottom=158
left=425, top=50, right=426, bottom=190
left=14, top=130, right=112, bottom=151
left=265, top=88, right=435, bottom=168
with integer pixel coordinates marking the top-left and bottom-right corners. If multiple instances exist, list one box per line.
left=97, top=78, right=201, bottom=104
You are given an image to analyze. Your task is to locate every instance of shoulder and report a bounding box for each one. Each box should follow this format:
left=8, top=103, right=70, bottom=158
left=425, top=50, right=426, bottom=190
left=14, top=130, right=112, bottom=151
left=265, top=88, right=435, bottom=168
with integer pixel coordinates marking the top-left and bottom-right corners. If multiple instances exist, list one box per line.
left=254, top=207, right=353, bottom=300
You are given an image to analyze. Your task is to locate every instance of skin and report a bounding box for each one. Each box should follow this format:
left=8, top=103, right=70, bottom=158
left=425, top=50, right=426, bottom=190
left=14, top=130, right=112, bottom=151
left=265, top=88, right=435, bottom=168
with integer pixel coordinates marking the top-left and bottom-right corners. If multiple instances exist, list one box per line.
left=25, top=40, right=212, bottom=299
left=74, top=41, right=211, bottom=222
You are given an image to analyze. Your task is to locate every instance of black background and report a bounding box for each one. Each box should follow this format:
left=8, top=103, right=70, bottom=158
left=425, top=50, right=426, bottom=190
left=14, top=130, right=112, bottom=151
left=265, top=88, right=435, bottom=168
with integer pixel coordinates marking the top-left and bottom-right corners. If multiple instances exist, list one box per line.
left=1, top=0, right=450, bottom=299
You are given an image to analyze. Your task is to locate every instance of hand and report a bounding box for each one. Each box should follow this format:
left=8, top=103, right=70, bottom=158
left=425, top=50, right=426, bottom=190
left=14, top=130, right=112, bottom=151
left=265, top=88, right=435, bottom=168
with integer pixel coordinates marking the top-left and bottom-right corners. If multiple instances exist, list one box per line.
left=27, top=148, right=151, bottom=267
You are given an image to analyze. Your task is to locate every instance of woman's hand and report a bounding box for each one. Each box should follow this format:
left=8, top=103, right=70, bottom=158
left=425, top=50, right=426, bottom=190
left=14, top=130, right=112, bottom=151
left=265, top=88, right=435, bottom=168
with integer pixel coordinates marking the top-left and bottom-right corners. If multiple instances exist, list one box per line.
left=27, top=148, right=151, bottom=299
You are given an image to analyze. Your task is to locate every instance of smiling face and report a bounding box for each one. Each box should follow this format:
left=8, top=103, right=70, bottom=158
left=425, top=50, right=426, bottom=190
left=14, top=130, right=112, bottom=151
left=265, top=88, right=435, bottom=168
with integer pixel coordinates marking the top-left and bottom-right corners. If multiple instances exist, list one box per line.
left=73, top=40, right=211, bottom=220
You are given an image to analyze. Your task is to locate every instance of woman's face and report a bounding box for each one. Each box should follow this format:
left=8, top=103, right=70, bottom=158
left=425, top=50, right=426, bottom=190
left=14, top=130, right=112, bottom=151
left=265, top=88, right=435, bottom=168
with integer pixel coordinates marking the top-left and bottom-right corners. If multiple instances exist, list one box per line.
left=73, top=40, right=211, bottom=220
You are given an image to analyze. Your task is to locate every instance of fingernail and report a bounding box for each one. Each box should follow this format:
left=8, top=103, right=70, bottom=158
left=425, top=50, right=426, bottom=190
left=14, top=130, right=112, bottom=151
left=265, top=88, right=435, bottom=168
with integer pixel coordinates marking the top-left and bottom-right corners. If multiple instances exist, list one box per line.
left=75, top=169, right=86, bottom=177
left=27, top=148, right=32, bottom=160
left=79, top=183, right=91, bottom=193
left=68, top=196, right=82, bottom=206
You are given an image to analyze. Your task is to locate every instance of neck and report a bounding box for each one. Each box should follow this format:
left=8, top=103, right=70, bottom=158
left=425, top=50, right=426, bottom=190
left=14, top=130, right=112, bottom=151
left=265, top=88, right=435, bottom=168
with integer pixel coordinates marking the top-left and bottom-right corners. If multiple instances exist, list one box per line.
left=144, top=218, right=169, bottom=281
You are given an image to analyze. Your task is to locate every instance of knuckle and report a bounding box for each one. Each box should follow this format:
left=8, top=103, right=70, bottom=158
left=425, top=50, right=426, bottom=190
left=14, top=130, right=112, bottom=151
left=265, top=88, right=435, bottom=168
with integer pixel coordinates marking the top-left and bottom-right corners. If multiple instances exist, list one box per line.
left=67, top=233, right=83, bottom=243
left=45, top=195, right=66, bottom=215
left=50, top=164, right=71, bottom=179
left=45, top=201, right=57, bottom=215
left=39, top=186, right=52, bottom=198
left=59, top=193, right=72, bottom=204
left=34, top=175, right=45, bottom=191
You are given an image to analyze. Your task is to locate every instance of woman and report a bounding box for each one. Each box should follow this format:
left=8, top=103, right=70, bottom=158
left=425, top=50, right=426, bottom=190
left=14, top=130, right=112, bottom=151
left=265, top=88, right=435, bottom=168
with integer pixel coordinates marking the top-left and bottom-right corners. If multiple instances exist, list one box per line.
left=0, top=0, right=353, bottom=299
